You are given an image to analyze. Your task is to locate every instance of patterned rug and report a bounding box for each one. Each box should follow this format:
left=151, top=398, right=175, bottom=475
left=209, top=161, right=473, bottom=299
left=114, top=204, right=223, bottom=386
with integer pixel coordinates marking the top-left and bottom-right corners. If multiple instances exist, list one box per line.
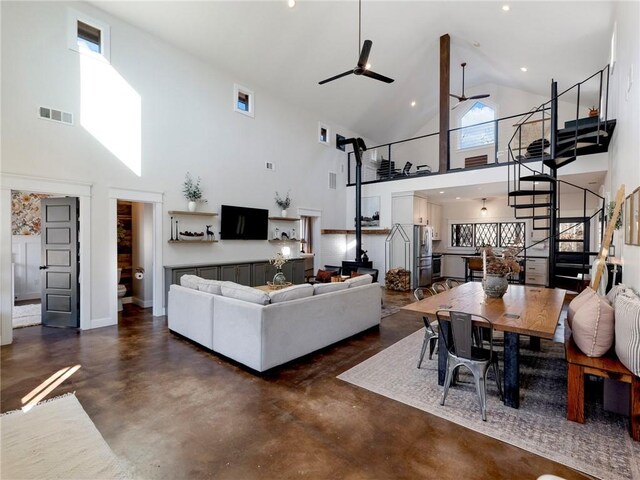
left=12, top=303, right=41, bottom=328
left=338, top=329, right=640, bottom=480
left=380, top=304, right=400, bottom=318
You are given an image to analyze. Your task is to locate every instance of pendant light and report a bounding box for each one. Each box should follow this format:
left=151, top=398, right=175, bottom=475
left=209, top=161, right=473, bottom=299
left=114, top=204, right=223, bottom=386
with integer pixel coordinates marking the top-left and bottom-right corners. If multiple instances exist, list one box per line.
left=480, top=198, right=488, bottom=217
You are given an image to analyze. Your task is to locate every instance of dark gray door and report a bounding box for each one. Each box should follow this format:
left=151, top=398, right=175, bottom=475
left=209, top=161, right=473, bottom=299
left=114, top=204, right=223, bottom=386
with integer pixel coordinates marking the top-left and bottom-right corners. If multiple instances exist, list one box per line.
left=41, top=197, right=79, bottom=328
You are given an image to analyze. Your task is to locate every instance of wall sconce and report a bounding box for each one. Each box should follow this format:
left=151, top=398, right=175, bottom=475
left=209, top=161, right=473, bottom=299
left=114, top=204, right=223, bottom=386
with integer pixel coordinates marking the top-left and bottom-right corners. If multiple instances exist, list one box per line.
left=480, top=198, right=488, bottom=217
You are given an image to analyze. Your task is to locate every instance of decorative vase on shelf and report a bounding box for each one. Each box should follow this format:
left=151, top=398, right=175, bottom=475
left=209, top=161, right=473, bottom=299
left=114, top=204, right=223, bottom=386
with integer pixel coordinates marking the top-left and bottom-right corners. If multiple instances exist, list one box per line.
left=482, top=273, right=509, bottom=299
left=273, top=269, right=286, bottom=286
left=281, top=209, right=287, bottom=217
left=188, top=201, right=197, bottom=212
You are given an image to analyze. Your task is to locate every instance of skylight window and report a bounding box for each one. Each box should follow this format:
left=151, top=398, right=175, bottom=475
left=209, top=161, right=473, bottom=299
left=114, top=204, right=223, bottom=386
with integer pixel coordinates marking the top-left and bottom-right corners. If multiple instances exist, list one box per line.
left=458, top=101, right=495, bottom=150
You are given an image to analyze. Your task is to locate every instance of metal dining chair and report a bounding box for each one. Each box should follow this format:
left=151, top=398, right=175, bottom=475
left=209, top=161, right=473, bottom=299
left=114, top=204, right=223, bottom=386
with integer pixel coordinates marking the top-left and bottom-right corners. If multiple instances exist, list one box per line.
left=414, top=288, right=438, bottom=368
left=435, top=310, right=503, bottom=421
left=431, top=282, right=448, bottom=295
left=445, top=278, right=462, bottom=289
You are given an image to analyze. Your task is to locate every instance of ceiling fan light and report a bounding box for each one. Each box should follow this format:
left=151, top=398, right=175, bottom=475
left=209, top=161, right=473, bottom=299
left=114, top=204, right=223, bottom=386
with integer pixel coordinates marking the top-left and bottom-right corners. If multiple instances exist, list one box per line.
left=365, top=63, right=371, bottom=70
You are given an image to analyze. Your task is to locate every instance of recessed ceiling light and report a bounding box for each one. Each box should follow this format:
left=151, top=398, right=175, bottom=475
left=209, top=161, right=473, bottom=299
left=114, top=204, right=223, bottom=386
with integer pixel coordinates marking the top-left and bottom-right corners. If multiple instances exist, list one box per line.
left=411, top=101, right=416, bottom=107
left=439, top=191, right=445, bottom=194
left=502, top=5, right=510, bottom=11
left=456, top=197, right=461, bottom=200
left=520, top=67, right=528, bottom=72
left=534, top=181, right=539, bottom=185
left=287, top=0, right=296, bottom=8
left=365, top=63, right=371, bottom=70
left=473, top=41, right=480, bottom=48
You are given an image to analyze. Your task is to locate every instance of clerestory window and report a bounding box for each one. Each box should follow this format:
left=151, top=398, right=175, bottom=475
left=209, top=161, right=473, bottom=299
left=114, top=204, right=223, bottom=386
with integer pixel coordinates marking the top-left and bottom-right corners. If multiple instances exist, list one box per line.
left=458, top=101, right=495, bottom=150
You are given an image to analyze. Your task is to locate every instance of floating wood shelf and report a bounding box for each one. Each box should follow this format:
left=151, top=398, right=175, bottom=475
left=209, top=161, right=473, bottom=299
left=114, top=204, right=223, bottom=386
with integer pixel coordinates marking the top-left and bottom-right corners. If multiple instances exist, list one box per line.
left=168, top=240, right=218, bottom=244
left=168, top=210, right=218, bottom=216
left=268, top=239, right=306, bottom=243
left=321, top=229, right=391, bottom=235
left=269, top=216, right=300, bottom=222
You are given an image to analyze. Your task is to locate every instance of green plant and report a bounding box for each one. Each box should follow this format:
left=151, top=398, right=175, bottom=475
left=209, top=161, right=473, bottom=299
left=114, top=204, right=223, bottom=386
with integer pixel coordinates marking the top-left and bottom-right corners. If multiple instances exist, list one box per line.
left=274, top=190, right=291, bottom=210
left=608, top=201, right=623, bottom=230
left=182, top=173, right=207, bottom=203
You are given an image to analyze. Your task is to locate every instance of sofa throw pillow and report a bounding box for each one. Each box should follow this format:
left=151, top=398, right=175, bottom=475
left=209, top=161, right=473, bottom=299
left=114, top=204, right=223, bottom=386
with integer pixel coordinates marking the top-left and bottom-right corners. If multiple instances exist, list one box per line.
left=606, top=283, right=628, bottom=308
left=614, top=291, right=640, bottom=376
left=350, top=271, right=364, bottom=278
left=269, top=284, right=314, bottom=304
left=572, top=294, right=614, bottom=357
left=315, top=269, right=333, bottom=283
left=567, top=287, right=596, bottom=328
left=313, top=282, right=348, bottom=295
left=180, top=274, right=204, bottom=290
left=344, top=274, right=373, bottom=288
left=198, top=279, right=224, bottom=295
left=221, top=282, right=270, bottom=305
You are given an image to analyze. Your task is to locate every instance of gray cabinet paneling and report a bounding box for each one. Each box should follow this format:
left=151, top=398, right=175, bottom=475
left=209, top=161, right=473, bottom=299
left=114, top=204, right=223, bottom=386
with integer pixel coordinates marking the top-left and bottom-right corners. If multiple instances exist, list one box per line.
left=220, top=265, right=237, bottom=282
left=236, top=264, right=251, bottom=285
left=199, top=267, right=220, bottom=280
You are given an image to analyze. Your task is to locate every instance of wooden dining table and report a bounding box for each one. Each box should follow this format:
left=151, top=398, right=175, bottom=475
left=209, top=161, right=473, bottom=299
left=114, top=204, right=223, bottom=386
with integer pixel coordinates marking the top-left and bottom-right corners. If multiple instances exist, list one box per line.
left=401, top=282, right=566, bottom=408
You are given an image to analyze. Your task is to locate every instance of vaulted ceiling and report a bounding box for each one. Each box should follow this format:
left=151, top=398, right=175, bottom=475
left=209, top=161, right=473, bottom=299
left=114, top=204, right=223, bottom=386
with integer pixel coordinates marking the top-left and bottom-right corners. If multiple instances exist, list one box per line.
left=91, top=1, right=614, bottom=143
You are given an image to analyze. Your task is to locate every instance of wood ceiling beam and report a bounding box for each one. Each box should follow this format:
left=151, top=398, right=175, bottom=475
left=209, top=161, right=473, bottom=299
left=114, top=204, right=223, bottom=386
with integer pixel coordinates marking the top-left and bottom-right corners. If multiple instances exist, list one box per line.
left=439, top=34, right=450, bottom=174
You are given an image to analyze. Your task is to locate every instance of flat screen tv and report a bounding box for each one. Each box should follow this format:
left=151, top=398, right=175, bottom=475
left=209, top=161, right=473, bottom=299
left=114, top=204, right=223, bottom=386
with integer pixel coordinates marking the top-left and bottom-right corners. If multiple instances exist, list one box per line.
left=220, top=205, right=269, bottom=240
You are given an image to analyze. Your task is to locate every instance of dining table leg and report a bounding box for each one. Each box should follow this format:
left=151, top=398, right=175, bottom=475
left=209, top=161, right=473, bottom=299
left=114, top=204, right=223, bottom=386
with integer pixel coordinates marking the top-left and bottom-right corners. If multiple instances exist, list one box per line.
left=503, top=332, right=520, bottom=408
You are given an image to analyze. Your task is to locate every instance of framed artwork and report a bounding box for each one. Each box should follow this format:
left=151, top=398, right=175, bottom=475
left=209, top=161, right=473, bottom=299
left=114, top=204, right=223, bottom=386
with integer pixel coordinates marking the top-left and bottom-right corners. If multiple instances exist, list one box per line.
left=358, top=196, right=380, bottom=227
left=625, top=193, right=633, bottom=245
left=634, top=188, right=640, bottom=245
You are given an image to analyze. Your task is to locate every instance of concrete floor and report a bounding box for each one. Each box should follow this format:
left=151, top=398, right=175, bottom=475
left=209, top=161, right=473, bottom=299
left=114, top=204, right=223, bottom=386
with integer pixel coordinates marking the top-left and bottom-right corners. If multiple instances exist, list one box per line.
left=0, top=289, right=586, bottom=479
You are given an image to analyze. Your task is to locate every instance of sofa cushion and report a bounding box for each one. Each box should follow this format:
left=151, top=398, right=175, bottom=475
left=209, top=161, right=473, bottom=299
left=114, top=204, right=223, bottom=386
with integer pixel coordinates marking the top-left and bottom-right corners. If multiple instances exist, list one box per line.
left=198, top=279, right=224, bottom=295
left=221, top=282, right=270, bottom=305
left=180, top=274, right=204, bottom=290
left=567, top=287, right=596, bottom=328
left=572, top=294, right=614, bottom=357
left=315, top=269, right=334, bottom=283
left=606, top=283, right=628, bottom=308
left=313, top=282, right=348, bottom=295
left=269, top=284, right=314, bottom=304
left=614, top=291, right=640, bottom=376
left=344, top=274, right=373, bottom=288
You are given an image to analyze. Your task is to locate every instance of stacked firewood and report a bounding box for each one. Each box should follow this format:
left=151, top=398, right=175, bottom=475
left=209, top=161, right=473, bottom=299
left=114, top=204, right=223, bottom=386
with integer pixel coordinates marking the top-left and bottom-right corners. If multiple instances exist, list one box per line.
left=385, top=268, right=411, bottom=291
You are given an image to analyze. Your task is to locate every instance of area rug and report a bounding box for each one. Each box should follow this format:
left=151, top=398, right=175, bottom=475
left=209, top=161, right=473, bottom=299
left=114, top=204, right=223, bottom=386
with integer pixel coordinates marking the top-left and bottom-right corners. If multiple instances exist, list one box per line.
left=1, top=393, right=129, bottom=479
left=381, top=304, right=400, bottom=318
left=12, top=303, right=41, bottom=328
left=338, top=329, right=640, bottom=480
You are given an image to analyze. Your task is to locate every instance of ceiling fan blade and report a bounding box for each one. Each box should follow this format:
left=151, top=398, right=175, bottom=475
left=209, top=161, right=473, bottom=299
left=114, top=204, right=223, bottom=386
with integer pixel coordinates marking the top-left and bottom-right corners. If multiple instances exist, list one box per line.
left=362, top=69, right=394, bottom=83
left=451, top=99, right=467, bottom=110
left=449, top=93, right=464, bottom=101
left=357, top=40, right=373, bottom=68
left=468, top=94, right=490, bottom=100
left=318, top=70, right=354, bottom=85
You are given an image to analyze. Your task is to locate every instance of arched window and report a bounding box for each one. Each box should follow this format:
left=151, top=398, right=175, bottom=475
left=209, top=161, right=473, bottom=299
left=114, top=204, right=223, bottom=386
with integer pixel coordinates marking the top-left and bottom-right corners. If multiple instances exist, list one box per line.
left=458, top=101, right=495, bottom=149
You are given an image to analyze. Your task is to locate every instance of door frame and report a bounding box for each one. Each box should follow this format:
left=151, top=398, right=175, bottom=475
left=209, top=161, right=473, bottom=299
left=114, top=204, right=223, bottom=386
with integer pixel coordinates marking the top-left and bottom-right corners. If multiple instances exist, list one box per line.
left=0, top=173, right=92, bottom=345
left=298, top=208, right=321, bottom=272
left=107, top=188, right=163, bottom=325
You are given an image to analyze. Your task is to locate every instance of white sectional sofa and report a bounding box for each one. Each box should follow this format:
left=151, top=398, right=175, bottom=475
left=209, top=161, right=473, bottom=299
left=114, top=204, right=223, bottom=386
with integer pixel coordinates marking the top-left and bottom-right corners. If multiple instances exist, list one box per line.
left=168, top=275, right=381, bottom=372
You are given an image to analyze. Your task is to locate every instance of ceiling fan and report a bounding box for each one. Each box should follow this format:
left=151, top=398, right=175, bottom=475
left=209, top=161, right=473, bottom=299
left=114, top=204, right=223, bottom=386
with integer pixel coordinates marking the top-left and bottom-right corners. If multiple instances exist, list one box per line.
left=450, top=62, right=489, bottom=108
left=318, top=0, right=394, bottom=85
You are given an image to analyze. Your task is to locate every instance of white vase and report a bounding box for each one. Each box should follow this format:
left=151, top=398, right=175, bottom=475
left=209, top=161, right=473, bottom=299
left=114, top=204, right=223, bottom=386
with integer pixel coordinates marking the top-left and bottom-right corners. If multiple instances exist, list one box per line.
left=188, top=201, right=196, bottom=212
left=281, top=209, right=287, bottom=217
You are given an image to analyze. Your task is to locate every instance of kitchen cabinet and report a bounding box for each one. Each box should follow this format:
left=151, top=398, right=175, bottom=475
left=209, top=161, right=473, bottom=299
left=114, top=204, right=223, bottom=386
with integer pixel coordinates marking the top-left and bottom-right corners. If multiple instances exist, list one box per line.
left=221, top=264, right=251, bottom=284
left=525, top=257, right=548, bottom=286
left=392, top=194, right=430, bottom=226
left=429, top=203, right=442, bottom=240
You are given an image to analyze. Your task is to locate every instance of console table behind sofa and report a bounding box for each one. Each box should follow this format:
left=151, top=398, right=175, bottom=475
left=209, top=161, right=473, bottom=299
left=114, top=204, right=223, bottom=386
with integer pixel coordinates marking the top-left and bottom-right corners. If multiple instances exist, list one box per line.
left=164, top=258, right=306, bottom=307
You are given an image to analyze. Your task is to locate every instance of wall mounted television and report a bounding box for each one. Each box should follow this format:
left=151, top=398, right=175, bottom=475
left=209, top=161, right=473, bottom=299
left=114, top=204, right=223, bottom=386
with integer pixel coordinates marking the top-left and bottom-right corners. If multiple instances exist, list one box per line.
left=220, top=205, right=269, bottom=240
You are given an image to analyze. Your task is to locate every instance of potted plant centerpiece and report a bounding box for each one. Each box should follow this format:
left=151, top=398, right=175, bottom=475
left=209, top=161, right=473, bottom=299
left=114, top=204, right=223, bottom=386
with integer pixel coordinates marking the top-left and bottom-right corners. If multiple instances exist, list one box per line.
left=183, top=173, right=207, bottom=212
left=269, top=252, right=289, bottom=287
left=481, top=246, right=521, bottom=298
left=274, top=190, right=291, bottom=217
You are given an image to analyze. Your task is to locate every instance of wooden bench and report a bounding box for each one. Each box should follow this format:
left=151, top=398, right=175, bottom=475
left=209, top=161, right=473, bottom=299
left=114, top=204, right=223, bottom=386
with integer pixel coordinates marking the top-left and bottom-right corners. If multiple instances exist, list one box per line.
left=565, top=333, right=640, bottom=440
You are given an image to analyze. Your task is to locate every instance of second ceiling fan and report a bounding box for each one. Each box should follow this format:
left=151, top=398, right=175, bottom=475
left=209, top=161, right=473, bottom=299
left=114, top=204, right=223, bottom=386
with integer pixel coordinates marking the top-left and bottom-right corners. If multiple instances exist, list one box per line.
left=318, top=0, right=394, bottom=85
left=450, top=62, right=490, bottom=109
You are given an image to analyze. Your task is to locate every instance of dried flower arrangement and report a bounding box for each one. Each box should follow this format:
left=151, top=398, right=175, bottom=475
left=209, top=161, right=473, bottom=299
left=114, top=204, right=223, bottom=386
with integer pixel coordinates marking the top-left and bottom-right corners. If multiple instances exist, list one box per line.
left=269, top=252, right=288, bottom=270
left=481, top=246, right=522, bottom=276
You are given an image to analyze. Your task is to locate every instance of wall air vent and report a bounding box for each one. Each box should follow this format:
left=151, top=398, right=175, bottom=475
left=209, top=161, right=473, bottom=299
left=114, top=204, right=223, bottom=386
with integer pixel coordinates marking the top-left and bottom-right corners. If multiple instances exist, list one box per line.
left=265, top=161, right=275, bottom=171
left=39, top=107, right=73, bottom=125
left=328, top=172, right=337, bottom=190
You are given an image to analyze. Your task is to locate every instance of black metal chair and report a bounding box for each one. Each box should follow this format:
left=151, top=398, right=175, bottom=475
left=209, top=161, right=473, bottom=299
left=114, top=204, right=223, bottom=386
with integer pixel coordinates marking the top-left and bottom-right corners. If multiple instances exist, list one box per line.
left=435, top=310, right=503, bottom=421
left=356, top=267, right=379, bottom=283
left=445, top=278, right=462, bottom=289
left=414, top=288, right=438, bottom=368
left=431, top=282, right=448, bottom=294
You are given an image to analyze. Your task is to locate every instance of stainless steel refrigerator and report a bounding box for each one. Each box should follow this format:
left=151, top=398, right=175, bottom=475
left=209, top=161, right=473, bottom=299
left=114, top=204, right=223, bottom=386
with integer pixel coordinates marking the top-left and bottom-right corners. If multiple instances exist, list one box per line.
left=413, top=225, right=433, bottom=288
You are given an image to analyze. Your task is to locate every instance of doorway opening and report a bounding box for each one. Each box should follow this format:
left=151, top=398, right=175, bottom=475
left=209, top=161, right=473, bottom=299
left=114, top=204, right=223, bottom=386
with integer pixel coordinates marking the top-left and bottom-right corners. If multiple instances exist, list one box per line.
left=299, top=209, right=321, bottom=281
left=116, top=200, right=154, bottom=316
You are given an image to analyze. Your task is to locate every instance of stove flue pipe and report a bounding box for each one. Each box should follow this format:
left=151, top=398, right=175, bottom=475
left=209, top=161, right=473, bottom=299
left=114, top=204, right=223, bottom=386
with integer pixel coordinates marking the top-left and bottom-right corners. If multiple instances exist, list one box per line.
left=338, top=137, right=367, bottom=263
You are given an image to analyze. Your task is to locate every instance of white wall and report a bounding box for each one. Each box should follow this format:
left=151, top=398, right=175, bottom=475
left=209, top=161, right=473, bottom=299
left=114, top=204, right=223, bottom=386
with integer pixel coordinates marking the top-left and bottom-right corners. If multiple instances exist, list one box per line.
left=606, top=1, right=640, bottom=291
left=0, top=1, right=367, bottom=333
